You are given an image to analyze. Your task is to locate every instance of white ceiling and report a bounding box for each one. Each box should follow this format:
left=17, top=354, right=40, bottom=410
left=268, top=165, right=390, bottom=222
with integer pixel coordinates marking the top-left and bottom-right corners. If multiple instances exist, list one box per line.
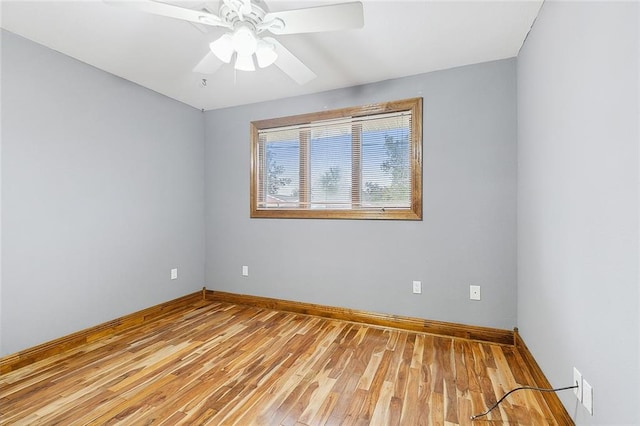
left=1, top=0, right=543, bottom=111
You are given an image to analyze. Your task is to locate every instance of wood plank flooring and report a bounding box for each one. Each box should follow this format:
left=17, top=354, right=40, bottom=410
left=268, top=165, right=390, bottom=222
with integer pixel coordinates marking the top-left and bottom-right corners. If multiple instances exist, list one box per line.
left=0, top=300, right=559, bottom=425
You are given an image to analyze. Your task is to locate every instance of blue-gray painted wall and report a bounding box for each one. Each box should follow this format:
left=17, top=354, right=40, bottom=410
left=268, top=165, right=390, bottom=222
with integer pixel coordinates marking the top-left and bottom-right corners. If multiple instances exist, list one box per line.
left=204, top=59, right=518, bottom=329
left=1, top=30, right=206, bottom=355
left=517, top=1, right=639, bottom=423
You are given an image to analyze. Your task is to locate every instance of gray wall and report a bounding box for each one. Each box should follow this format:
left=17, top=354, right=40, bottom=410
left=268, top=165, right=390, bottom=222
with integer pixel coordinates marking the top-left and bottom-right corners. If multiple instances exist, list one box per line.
left=205, top=59, right=517, bottom=329
left=1, top=30, right=206, bottom=355
left=517, top=1, right=639, bottom=424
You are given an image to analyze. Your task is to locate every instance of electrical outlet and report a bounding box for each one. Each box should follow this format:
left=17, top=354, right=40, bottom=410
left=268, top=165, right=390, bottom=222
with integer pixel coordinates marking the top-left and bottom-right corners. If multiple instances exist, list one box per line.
left=469, top=285, right=481, bottom=300
left=412, top=281, right=421, bottom=294
left=170, top=268, right=178, bottom=280
left=573, top=367, right=582, bottom=401
left=242, top=265, right=249, bottom=277
left=582, top=379, right=593, bottom=415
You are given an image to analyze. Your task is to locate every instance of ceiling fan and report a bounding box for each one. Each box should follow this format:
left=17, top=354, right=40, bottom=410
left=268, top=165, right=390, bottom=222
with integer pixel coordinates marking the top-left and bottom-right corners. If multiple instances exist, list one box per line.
left=109, top=0, right=364, bottom=85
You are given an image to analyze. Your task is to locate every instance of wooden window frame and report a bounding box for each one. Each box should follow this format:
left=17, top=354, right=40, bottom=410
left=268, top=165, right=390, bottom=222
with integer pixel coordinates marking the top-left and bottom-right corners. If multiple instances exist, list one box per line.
left=250, top=97, right=423, bottom=220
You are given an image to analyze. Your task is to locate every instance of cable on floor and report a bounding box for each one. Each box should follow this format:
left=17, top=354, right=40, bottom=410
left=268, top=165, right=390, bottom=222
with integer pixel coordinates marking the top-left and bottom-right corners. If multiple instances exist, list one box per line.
left=470, top=384, right=578, bottom=420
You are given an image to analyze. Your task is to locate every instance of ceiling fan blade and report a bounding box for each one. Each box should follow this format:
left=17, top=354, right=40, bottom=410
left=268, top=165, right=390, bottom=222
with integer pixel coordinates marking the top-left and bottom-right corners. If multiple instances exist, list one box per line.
left=263, top=37, right=316, bottom=85
left=106, top=0, right=232, bottom=28
left=263, top=2, right=363, bottom=35
left=193, top=51, right=224, bottom=74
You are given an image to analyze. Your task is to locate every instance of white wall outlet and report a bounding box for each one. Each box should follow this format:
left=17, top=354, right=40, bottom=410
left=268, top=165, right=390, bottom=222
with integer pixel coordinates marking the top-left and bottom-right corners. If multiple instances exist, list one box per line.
left=582, top=379, right=593, bottom=415
left=573, top=367, right=583, bottom=401
left=412, top=281, right=421, bottom=294
left=170, top=268, right=178, bottom=280
left=469, top=285, right=481, bottom=300
left=242, top=265, right=249, bottom=277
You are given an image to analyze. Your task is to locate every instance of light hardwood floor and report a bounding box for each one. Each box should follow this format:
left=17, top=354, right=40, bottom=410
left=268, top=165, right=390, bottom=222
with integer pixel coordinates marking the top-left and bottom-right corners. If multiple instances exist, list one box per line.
left=0, top=300, right=560, bottom=425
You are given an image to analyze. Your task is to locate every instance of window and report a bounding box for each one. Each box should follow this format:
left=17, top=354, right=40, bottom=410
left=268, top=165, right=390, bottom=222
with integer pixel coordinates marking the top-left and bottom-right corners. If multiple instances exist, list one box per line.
left=250, top=97, right=422, bottom=220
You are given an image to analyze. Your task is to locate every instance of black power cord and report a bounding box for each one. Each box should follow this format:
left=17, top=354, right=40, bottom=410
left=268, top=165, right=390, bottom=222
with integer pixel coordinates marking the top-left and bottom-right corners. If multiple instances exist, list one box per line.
left=470, top=384, right=578, bottom=420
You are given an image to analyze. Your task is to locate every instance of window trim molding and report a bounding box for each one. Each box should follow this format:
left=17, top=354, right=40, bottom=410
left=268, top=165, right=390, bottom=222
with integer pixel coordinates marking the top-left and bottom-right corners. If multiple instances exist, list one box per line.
left=250, top=97, right=423, bottom=220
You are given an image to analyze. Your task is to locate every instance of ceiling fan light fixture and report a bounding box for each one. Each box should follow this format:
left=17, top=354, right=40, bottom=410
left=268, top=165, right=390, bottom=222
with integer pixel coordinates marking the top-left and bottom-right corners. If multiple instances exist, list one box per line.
left=255, top=39, right=277, bottom=68
left=210, top=33, right=234, bottom=63
left=232, top=25, right=258, bottom=55
left=235, top=53, right=256, bottom=71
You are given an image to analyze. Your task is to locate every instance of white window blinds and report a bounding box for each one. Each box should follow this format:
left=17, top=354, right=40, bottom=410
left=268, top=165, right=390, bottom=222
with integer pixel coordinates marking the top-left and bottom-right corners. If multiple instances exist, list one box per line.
left=257, top=111, right=412, bottom=210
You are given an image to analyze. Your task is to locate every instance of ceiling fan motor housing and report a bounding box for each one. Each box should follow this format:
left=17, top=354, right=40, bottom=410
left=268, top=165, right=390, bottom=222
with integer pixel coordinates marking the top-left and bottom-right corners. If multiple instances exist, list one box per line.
left=218, top=0, right=285, bottom=34
left=219, top=0, right=264, bottom=31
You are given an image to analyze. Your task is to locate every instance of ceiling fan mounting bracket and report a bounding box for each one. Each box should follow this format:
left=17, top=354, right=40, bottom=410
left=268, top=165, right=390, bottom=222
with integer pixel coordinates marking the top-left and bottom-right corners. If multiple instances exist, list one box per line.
left=257, top=18, right=285, bottom=33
